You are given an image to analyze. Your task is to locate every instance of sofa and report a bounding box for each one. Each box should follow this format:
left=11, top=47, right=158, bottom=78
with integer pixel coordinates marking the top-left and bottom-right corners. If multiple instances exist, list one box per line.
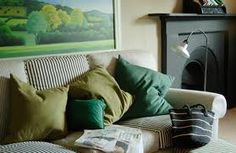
left=0, top=50, right=227, bottom=153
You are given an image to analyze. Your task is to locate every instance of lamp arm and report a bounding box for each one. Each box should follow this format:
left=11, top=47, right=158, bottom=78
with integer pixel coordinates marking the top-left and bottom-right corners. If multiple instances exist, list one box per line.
left=185, top=29, right=208, bottom=44
left=186, top=29, right=208, bottom=91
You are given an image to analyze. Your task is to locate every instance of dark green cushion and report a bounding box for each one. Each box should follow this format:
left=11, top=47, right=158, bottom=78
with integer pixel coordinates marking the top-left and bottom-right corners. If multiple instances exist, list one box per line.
left=67, top=99, right=106, bottom=130
left=115, top=56, right=174, bottom=119
left=4, top=74, right=69, bottom=144
left=69, top=67, right=133, bottom=125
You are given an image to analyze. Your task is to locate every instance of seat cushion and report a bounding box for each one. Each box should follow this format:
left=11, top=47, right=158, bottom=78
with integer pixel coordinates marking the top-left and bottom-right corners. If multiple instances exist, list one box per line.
left=53, top=116, right=172, bottom=153
left=52, top=125, right=143, bottom=153
left=0, top=141, right=75, bottom=153
left=118, top=115, right=173, bottom=152
left=158, top=139, right=236, bottom=153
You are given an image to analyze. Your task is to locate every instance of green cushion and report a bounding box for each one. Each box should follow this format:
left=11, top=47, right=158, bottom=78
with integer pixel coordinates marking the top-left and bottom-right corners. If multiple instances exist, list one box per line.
left=115, top=56, right=174, bottom=119
left=69, top=67, right=133, bottom=125
left=67, top=99, right=106, bottom=130
left=4, top=74, right=69, bottom=144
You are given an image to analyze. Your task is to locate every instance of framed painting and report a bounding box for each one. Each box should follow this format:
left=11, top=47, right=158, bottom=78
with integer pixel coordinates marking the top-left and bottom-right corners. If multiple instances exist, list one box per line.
left=0, top=0, right=119, bottom=58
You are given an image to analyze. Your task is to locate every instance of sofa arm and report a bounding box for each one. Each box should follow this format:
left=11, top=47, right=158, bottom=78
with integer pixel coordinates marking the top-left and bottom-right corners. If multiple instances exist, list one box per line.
left=165, top=88, right=227, bottom=119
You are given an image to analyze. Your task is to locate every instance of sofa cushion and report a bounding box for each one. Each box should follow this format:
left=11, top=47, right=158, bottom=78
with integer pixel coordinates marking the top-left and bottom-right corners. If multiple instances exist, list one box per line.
left=52, top=125, right=143, bottom=153
left=67, top=99, right=106, bottom=130
left=24, top=54, right=89, bottom=90
left=115, top=56, right=174, bottom=119
left=4, top=74, right=69, bottom=144
left=52, top=117, right=171, bottom=153
left=118, top=115, right=172, bottom=151
left=87, top=50, right=157, bottom=76
left=0, top=141, right=75, bottom=153
left=0, top=59, right=27, bottom=143
left=69, top=67, right=133, bottom=125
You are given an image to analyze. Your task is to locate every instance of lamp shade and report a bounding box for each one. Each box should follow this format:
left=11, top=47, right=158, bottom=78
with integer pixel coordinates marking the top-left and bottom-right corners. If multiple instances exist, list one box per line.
left=171, top=42, right=190, bottom=58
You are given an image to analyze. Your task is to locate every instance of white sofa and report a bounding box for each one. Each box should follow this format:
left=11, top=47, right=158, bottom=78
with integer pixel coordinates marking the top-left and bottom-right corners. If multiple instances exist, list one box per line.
left=0, top=50, right=227, bottom=153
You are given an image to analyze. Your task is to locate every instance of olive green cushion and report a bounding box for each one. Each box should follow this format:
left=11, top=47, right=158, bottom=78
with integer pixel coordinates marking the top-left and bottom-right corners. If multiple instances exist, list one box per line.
left=69, top=67, right=133, bottom=125
left=4, top=74, right=69, bottom=144
left=115, top=56, right=174, bottom=119
left=67, top=99, right=106, bottom=130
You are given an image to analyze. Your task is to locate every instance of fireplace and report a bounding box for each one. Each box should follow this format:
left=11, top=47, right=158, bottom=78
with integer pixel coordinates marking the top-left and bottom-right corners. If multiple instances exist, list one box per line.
left=149, top=14, right=236, bottom=107
left=182, top=46, right=220, bottom=93
left=173, top=31, right=226, bottom=95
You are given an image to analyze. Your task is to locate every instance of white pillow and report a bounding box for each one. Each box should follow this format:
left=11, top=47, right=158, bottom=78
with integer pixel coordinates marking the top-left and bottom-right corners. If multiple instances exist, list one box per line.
left=87, top=50, right=157, bottom=76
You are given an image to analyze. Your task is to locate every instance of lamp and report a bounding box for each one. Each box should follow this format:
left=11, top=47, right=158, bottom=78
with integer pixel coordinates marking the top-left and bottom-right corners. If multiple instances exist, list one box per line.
left=171, top=29, right=208, bottom=91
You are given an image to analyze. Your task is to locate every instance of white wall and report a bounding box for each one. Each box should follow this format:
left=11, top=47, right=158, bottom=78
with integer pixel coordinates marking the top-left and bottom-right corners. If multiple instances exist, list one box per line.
left=224, top=0, right=236, bottom=13
left=120, top=0, right=236, bottom=70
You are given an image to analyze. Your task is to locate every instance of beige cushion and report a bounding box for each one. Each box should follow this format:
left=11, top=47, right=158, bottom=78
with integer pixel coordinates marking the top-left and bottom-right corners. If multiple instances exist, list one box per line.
left=0, top=59, right=27, bottom=143
left=0, top=59, right=27, bottom=81
left=87, top=50, right=157, bottom=76
left=52, top=122, right=163, bottom=153
left=118, top=115, right=172, bottom=152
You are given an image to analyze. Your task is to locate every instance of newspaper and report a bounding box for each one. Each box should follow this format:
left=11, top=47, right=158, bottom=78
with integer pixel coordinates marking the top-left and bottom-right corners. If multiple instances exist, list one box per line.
left=75, top=125, right=143, bottom=153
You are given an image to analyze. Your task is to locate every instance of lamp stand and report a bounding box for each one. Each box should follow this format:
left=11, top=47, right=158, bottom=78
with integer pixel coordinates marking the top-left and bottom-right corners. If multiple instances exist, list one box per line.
left=184, top=29, right=208, bottom=91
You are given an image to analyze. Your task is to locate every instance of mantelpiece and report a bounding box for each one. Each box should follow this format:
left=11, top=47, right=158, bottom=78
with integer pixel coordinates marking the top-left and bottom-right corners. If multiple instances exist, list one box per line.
left=149, top=13, right=236, bottom=107
left=148, top=13, right=236, bottom=20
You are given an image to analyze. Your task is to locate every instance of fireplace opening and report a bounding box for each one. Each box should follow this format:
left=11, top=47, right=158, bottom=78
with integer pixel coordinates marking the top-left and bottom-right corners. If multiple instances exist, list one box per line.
left=181, top=46, right=220, bottom=92
left=182, top=59, right=204, bottom=90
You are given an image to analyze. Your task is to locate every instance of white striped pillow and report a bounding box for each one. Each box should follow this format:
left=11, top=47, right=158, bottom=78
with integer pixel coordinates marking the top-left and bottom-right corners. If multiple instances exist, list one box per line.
left=24, top=55, right=89, bottom=90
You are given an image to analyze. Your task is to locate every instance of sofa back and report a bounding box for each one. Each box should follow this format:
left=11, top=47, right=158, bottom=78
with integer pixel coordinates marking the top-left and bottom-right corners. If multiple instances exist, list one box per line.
left=0, top=50, right=157, bottom=142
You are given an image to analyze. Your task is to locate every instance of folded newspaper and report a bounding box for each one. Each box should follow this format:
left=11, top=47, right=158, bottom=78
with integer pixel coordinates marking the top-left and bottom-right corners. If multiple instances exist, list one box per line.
left=74, top=125, right=143, bottom=153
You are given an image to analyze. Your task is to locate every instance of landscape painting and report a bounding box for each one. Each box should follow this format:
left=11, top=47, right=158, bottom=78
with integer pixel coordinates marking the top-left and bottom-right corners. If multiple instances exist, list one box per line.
left=0, top=0, right=115, bottom=58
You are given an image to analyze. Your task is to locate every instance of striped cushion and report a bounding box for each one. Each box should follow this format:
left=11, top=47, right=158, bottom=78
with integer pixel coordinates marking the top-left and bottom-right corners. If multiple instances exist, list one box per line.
left=24, top=55, right=89, bottom=90
left=118, top=115, right=172, bottom=149
left=159, top=139, right=236, bottom=153
left=0, top=141, right=76, bottom=153
left=190, top=139, right=236, bottom=153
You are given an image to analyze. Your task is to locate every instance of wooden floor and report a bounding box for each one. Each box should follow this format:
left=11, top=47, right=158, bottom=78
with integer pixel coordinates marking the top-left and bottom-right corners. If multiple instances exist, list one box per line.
left=219, top=107, right=236, bottom=145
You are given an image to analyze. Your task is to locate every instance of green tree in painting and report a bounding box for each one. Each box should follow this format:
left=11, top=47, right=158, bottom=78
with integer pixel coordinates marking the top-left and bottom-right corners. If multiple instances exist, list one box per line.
left=0, top=19, right=24, bottom=46
left=70, top=8, right=87, bottom=27
left=58, top=9, right=71, bottom=25
left=0, top=0, right=24, bottom=6
left=26, top=11, right=47, bottom=43
left=41, top=4, right=62, bottom=31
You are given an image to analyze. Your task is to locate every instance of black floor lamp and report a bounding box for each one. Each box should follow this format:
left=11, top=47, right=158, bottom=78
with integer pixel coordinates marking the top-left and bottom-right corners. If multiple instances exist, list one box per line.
left=171, top=29, right=208, bottom=91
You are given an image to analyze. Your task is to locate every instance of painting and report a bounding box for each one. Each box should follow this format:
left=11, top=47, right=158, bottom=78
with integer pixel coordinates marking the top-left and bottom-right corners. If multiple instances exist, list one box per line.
left=0, top=0, right=116, bottom=58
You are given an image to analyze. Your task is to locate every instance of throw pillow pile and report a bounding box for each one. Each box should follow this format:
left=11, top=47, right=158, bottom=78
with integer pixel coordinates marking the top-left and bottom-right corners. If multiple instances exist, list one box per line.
left=68, top=67, right=133, bottom=126
left=4, top=54, right=174, bottom=144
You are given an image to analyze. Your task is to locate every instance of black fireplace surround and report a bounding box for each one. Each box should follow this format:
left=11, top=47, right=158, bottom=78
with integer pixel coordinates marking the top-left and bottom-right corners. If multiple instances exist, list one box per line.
left=149, top=14, right=236, bottom=107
